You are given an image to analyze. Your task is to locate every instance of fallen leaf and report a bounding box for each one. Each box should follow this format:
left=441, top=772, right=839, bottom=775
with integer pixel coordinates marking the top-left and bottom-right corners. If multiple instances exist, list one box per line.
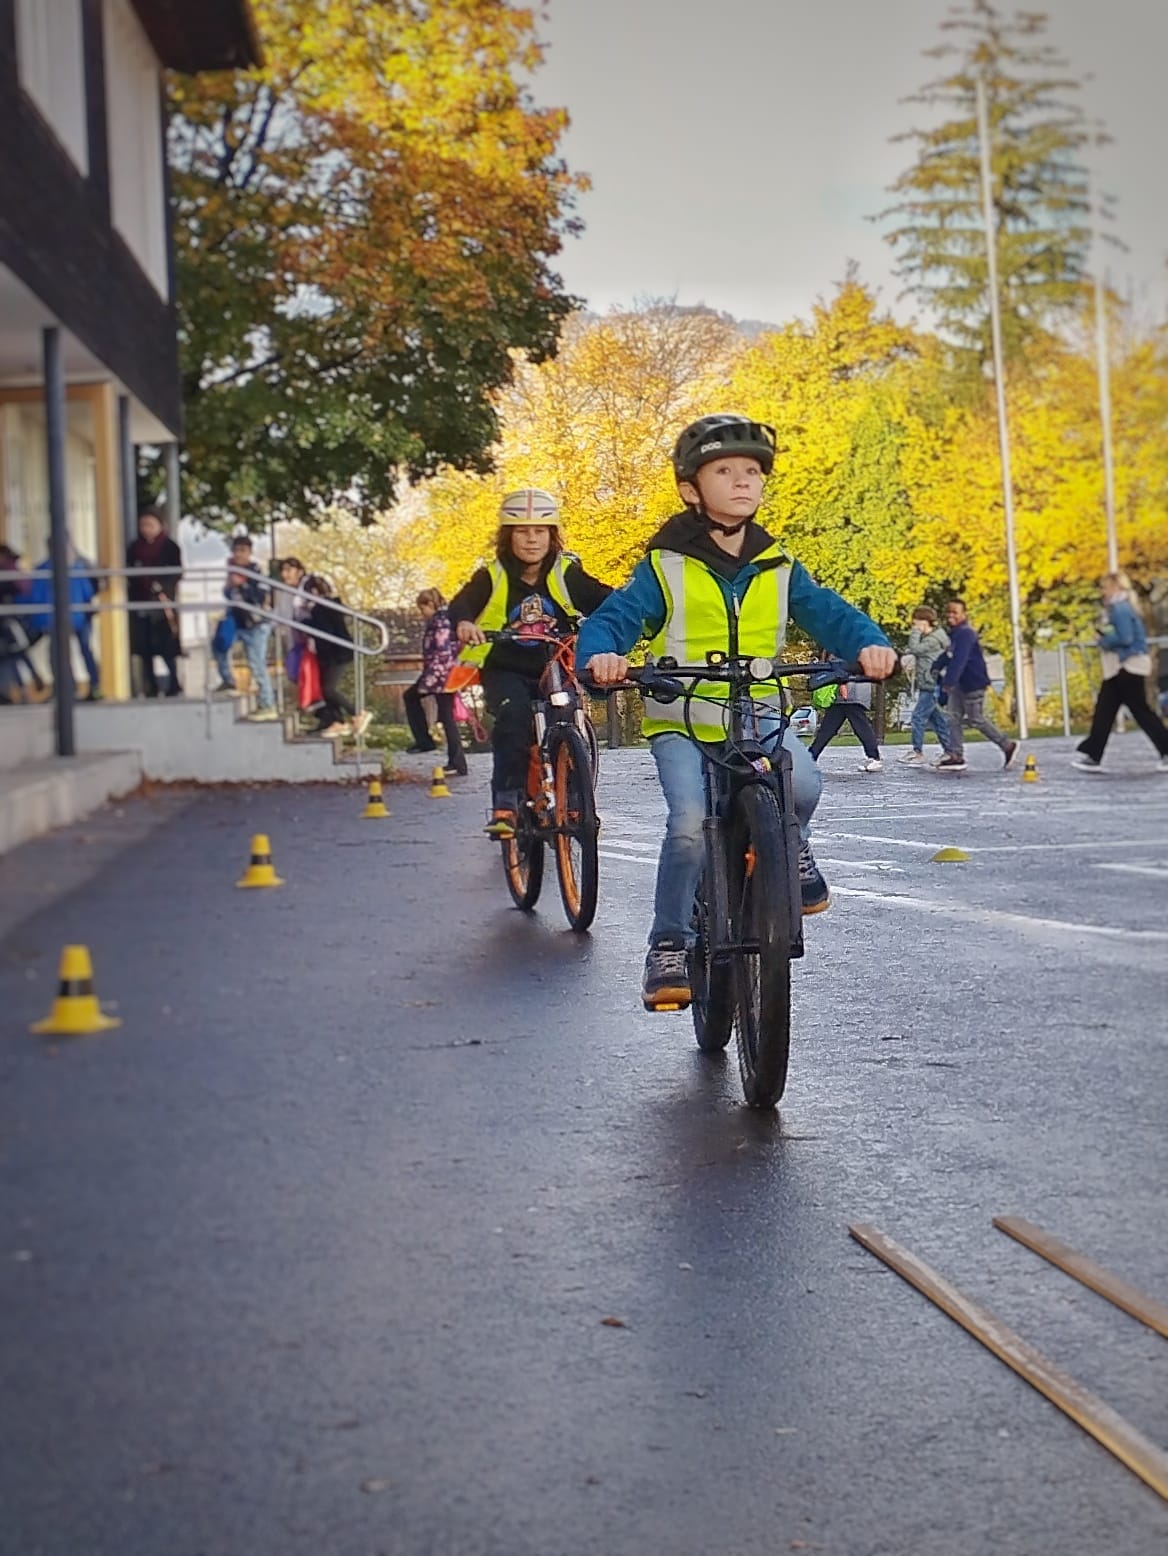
left=600, top=1316, right=626, bottom=1328
left=360, top=1478, right=390, bottom=1494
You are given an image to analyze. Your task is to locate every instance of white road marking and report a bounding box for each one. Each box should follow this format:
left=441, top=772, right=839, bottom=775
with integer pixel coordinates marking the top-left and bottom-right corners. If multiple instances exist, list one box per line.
left=821, top=832, right=1168, bottom=855
left=833, top=886, right=1168, bottom=942
left=1094, top=862, right=1168, bottom=880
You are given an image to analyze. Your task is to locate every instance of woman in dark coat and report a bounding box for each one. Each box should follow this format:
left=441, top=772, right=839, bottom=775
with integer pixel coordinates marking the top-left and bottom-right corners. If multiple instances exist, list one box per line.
left=126, top=507, right=182, bottom=697
left=303, top=574, right=370, bottom=739
left=403, top=587, right=466, bottom=776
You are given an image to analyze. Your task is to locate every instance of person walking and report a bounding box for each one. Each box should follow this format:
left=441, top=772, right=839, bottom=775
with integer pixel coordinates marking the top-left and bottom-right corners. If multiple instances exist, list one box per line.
left=403, top=587, right=466, bottom=776
left=1072, top=571, right=1168, bottom=772
left=807, top=663, right=883, bottom=771
left=127, top=506, right=182, bottom=697
left=934, top=599, right=1018, bottom=773
left=223, top=534, right=277, bottom=721
left=898, top=605, right=949, bottom=765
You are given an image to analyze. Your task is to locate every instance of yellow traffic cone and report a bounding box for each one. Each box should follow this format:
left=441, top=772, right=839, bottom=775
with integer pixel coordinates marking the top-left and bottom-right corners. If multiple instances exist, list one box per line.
left=1022, top=753, right=1039, bottom=783
left=361, top=778, right=390, bottom=819
left=237, top=833, right=284, bottom=888
left=429, top=765, right=451, bottom=799
left=30, top=945, right=121, bottom=1035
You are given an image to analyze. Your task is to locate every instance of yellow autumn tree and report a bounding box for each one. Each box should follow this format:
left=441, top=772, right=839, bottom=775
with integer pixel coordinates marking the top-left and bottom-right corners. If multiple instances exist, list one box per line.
left=405, top=304, right=744, bottom=592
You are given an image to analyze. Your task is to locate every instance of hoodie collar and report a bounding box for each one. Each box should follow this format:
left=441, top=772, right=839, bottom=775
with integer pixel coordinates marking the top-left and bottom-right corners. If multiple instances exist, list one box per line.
left=645, top=510, right=786, bottom=582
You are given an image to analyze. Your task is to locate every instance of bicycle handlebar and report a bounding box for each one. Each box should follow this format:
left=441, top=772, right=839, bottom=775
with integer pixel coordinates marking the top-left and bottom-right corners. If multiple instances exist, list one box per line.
left=581, top=655, right=863, bottom=702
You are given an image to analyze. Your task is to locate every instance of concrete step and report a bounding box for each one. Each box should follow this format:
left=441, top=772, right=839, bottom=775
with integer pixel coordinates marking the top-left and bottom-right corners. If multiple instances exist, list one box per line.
left=72, top=698, right=373, bottom=783
left=0, top=750, right=143, bottom=855
left=0, top=704, right=55, bottom=771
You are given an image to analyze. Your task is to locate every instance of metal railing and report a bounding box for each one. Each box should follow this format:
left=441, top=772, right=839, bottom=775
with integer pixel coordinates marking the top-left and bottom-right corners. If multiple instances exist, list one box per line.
left=0, top=564, right=387, bottom=762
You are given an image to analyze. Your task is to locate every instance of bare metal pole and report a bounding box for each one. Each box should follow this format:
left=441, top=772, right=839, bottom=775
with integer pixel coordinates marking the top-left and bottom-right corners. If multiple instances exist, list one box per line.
left=44, top=327, right=75, bottom=757
left=975, top=72, right=1029, bottom=740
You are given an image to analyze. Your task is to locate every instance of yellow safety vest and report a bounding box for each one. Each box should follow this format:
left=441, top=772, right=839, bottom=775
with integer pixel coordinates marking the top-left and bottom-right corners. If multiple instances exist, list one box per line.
left=458, top=558, right=580, bottom=667
left=642, top=546, right=792, bottom=740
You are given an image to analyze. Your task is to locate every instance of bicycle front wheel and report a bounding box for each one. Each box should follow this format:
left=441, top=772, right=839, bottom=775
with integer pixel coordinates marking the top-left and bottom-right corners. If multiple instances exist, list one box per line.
left=551, top=727, right=599, bottom=931
left=727, top=783, right=792, bottom=1108
left=502, top=810, right=544, bottom=912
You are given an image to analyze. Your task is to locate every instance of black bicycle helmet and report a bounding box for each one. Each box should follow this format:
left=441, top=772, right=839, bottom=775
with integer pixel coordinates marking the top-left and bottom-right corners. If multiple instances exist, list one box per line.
left=671, top=415, right=777, bottom=483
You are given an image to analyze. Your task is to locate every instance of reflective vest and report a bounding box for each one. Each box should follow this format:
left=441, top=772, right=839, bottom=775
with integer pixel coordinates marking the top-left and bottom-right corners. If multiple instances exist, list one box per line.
left=642, top=546, right=791, bottom=740
left=458, top=557, right=580, bottom=667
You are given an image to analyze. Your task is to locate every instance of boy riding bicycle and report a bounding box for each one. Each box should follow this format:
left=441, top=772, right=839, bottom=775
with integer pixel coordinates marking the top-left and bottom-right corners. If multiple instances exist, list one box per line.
left=578, top=414, right=897, bottom=1011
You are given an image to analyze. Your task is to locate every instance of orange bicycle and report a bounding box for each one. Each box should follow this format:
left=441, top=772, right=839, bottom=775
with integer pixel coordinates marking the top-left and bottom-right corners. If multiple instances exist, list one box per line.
left=478, top=627, right=601, bottom=932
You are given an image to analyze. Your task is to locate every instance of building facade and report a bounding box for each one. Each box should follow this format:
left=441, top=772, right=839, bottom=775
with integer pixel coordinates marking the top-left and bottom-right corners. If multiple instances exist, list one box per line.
left=0, top=0, right=257, bottom=696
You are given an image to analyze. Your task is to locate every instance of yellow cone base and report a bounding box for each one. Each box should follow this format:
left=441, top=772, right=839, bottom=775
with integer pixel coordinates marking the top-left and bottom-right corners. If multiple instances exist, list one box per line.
left=362, top=780, right=390, bottom=819
left=430, top=767, right=451, bottom=799
left=30, top=945, right=121, bottom=1035
left=237, top=833, right=284, bottom=888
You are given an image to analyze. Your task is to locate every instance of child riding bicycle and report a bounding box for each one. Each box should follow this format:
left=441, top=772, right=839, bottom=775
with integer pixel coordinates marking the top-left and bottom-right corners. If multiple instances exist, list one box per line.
left=448, top=489, right=611, bottom=837
left=578, top=414, right=897, bottom=1011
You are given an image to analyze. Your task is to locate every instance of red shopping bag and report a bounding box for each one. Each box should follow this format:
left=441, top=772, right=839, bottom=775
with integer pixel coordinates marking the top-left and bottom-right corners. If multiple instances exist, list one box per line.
left=297, top=645, right=322, bottom=710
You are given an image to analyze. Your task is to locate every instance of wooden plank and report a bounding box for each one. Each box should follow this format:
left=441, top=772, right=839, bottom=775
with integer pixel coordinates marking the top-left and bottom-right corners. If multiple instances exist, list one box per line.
left=848, top=1223, right=1168, bottom=1504
left=993, top=1216, right=1168, bottom=1340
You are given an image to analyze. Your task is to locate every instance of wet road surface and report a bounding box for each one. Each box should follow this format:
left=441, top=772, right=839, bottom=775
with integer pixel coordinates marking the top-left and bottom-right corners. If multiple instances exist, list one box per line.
left=2, top=735, right=1166, bottom=1555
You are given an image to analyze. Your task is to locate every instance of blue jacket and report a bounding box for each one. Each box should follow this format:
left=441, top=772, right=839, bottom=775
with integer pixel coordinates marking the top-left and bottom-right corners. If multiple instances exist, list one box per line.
left=577, top=541, right=889, bottom=668
left=937, top=621, right=990, bottom=694
left=27, top=558, right=97, bottom=634
left=1098, top=598, right=1147, bottom=663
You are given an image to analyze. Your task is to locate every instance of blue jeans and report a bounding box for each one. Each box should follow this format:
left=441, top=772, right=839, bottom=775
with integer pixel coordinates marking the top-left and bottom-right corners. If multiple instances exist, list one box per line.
left=648, top=726, right=823, bottom=945
left=910, top=686, right=950, bottom=752
left=75, top=623, right=99, bottom=689
left=239, top=623, right=273, bottom=709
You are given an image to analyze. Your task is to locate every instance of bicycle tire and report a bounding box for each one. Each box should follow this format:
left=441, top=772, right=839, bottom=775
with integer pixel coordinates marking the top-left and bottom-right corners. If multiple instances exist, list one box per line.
left=690, top=872, right=733, bottom=1052
left=502, top=811, right=544, bottom=911
left=551, top=726, right=599, bottom=931
left=727, top=783, right=792, bottom=1108
left=582, top=713, right=600, bottom=782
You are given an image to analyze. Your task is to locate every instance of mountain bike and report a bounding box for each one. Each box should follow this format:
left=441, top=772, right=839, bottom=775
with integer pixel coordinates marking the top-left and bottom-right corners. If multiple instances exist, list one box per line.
left=612, top=653, right=855, bottom=1108
left=481, top=627, right=601, bottom=932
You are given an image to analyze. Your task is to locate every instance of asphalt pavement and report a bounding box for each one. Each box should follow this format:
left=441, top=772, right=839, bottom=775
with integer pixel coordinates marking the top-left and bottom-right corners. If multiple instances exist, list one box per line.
left=2, top=734, right=1166, bottom=1556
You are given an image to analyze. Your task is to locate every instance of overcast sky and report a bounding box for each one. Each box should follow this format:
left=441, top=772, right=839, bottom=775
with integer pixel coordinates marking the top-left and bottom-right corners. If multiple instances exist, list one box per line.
left=536, top=0, right=1168, bottom=330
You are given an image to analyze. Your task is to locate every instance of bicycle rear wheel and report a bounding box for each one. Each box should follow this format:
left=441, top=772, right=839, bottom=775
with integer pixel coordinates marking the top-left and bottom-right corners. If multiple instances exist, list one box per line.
left=502, top=810, right=544, bottom=911
left=727, top=783, right=792, bottom=1108
left=551, top=727, right=599, bottom=931
left=690, top=871, right=733, bottom=1053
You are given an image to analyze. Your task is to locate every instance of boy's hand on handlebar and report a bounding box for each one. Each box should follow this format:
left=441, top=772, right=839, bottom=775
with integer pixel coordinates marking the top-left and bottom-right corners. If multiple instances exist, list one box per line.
left=585, top=652, right=628, bottom=686
left=858, top=645, right=899, bottom=680
left=457, top=621, right=486, bottom=646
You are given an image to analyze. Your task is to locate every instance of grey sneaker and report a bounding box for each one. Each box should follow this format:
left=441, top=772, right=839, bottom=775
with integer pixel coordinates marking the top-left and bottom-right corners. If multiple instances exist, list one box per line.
left=1071, top=754, right=1103, bottom=771
left=798, top=841, right=831, bottom=915
left=898, top=750, right=926, bottom=765
left=642, top=939, right=691, bottom=1011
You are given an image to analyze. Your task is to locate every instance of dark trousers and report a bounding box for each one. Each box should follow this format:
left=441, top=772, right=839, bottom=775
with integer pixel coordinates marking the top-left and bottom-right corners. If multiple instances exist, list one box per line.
left=1078, top=669, right=1168, bottom=761
left=316, top=659, right=356, bottom=727
left=403, top=683, right=464, bottom=769
left=76, top=623, right=99, bottom=691
left=809, top=702, right=879, bottom=760
left=130, top=612, right=180, bottom=697
left=481, top=668, right=538, bottom=798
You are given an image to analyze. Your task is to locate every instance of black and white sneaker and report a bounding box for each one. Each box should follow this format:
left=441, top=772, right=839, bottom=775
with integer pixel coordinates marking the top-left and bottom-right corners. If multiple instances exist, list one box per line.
left=935, top=753, right=967, bottom=772
left=798, top=841, right=831, bottom=915
left=1071, top=754, right=1103, bottom=771
left=641, top=939, right=692, bottom=1011
left=1002, top=740, right=1019, bottom=769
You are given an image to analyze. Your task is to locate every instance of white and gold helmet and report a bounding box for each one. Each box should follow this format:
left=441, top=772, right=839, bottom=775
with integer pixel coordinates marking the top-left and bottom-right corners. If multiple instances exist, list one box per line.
left=498, top=488, right=560, bottom=524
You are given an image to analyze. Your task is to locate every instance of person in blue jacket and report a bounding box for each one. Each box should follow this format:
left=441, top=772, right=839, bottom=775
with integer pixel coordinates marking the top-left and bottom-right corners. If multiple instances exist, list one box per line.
left=933, top=599, right=1018, bottom=773
left=1073, top=571, right=1168, bottom=771
left=27, top=537, right=101, bottom=699
left=579, top=413, right=896, bottom=1012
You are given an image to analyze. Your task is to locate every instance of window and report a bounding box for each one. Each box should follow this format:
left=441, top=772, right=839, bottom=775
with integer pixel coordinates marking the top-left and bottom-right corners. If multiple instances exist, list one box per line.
left=103, top=0, right=169, bottom=297
left=15, top=0, right=89, bottom=173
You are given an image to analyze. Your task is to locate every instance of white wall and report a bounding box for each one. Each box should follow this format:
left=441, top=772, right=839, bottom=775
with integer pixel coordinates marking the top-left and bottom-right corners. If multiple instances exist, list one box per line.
left=102, top=0, right=168, bottom=298
left=15, top=0, right=89, bottom=173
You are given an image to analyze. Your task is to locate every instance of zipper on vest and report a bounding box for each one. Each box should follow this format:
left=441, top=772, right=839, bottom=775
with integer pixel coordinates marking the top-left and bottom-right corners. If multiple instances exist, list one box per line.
left=728, top=589, right=741, bottom=658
